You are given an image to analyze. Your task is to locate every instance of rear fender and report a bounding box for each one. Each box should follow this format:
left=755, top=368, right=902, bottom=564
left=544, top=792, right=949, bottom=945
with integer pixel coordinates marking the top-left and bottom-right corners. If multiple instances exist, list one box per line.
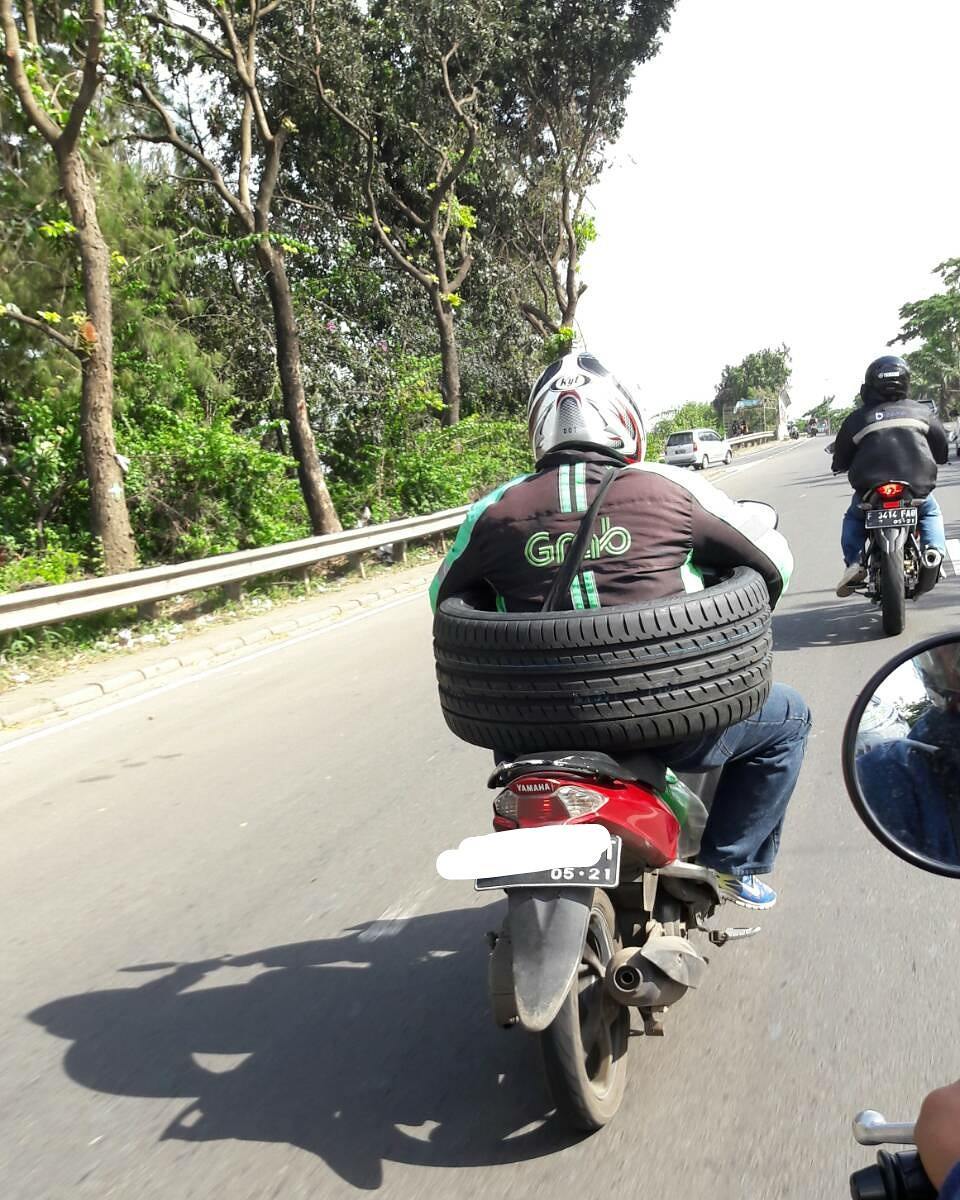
left=506, top=888, right=592, bottom=1033
left=871, top=527, right=908, bottom=557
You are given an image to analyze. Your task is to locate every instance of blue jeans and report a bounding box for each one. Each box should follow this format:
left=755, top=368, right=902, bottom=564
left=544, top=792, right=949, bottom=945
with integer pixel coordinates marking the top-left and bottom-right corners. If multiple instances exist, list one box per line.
left=841, top=493, right=946, bottom=566
left=662, top=684, right=811, bottom=877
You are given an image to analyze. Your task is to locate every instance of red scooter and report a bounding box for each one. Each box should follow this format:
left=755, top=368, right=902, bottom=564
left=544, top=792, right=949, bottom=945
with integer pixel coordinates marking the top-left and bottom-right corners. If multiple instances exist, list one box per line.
left=437, top=750, right=756, bottom=1130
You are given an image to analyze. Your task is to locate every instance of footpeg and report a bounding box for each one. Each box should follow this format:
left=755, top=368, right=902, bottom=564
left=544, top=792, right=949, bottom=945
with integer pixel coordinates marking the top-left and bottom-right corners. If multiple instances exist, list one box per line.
left=708, top=925, right=761, bottom=946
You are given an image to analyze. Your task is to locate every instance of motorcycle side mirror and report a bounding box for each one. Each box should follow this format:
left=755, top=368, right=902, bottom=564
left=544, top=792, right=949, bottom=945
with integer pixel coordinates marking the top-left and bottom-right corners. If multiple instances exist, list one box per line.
left=842, top=633, right=960, bottom=878
left=738, top=500, right=778, bottom=531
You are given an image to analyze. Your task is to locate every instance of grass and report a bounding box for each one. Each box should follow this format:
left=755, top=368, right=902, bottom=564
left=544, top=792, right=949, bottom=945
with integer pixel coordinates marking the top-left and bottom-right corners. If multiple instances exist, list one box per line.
left=0, top=543, right=442, bottom=693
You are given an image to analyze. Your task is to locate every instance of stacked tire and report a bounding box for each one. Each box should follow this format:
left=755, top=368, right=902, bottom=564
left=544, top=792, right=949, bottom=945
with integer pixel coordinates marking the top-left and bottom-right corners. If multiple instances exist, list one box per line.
left=434, top=568, right=772, bottom=752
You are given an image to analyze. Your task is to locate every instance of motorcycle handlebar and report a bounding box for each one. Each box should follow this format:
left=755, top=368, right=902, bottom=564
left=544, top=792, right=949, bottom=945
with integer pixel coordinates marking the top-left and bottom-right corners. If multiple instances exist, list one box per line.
left=850, top=1151, right=936, bottom=1200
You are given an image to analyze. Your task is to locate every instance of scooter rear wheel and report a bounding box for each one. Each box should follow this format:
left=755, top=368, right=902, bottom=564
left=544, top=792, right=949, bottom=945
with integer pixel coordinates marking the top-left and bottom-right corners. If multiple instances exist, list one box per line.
left=539, top=890, right=629, bottom=1130
left=879, top=547, right=906, bottom=636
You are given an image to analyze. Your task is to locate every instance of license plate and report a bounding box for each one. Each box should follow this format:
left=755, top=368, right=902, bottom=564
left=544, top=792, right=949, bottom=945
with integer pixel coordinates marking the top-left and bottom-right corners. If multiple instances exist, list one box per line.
left=865, top=507, right=918, bottom=529
left=475, top=836, right=622, bottom=891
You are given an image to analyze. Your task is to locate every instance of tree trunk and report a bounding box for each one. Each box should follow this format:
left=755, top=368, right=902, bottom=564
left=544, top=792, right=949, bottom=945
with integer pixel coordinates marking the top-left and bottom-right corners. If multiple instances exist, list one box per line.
left=560, top=287, right=579, bottom=330
left=58, top=147, right=138, bottom=574
left=256, top=243, right=341, bottom=534
left=432, top=296, right=462, bottom=427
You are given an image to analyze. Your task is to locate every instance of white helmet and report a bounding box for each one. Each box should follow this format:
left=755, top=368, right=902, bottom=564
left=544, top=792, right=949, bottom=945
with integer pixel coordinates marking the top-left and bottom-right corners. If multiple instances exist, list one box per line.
left=527, top=352, right=646, bottom=462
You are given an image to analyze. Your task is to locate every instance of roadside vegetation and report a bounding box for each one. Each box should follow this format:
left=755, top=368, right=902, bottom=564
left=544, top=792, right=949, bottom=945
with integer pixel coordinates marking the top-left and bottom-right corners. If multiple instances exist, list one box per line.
left=0, top=0, right=675, bottom=591
left=2, top=3, right=957, bottom=676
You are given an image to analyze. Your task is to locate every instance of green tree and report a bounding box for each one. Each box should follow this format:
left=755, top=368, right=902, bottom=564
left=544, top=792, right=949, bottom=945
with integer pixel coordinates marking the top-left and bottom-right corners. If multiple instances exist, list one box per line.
left=0, top=138, right=311, bottom=581
left=307, top=0, right=504, bottom=426
left=491, top=0, right=675, bottom=340
left=890, top=258, right=960, bottom=416
left=135, top=0, right=342, bottom=534
left=713, top=344, right=791, bottom=428
left=1, top=0, right=138, bottom=571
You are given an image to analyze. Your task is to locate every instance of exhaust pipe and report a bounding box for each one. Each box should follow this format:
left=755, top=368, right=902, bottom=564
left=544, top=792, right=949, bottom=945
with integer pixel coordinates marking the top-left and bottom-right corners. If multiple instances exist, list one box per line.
left=914, top=546, right=943, bottom=599
left=605, top=947, right=688, bottom=1008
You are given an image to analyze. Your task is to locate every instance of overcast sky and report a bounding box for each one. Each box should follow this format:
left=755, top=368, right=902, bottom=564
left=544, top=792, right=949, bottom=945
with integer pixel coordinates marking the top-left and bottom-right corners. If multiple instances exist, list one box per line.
left=576, top=0, right=960, bottom=421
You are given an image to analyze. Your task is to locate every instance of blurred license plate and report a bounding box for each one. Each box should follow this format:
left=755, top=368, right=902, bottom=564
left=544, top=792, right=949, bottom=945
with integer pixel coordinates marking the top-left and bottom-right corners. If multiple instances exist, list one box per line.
left=866, top=508, right=918, bottom=529
left=475, top=837, right=621, bottom=891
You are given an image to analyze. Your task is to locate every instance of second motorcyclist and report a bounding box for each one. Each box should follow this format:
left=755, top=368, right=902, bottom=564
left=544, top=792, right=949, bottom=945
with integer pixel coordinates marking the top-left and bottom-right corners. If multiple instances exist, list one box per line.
left=832, top=355, right=949, bottom=596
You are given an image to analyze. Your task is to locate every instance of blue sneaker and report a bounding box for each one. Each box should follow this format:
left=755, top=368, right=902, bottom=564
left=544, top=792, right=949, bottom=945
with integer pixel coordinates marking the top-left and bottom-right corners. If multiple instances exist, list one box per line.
left=716, top=873, right=777, bottom=910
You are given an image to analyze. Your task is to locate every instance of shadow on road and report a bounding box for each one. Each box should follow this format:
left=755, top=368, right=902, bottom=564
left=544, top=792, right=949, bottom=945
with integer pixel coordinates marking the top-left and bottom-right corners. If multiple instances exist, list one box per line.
left=28, top=904, right=586, bottom=1189
left=773, top=599, right=880, bottom=650
left=782, top=474, right=847, bottom=489
left=773, top=580, right=959, bottom=651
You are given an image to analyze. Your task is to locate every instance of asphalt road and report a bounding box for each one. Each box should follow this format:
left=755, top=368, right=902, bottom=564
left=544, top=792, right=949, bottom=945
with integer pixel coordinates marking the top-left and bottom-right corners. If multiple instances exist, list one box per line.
left=3, top=437, right=960, bottom=1200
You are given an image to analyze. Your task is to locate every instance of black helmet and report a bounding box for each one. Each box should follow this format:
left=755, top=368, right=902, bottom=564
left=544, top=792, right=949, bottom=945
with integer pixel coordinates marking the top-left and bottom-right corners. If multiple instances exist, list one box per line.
left=861, top=355, right=910, bottom=405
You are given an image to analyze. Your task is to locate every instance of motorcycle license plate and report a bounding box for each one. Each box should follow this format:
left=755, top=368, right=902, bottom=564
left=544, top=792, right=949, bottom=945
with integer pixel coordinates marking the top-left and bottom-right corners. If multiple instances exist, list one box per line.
left=865, top=508, right=918, bottom=529
left=475, top=836, right=622, bottom=891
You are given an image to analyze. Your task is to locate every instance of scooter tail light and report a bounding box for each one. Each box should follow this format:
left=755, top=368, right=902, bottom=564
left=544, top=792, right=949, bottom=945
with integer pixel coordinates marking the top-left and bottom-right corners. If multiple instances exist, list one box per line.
left=877, top=483, right=905, bottom=498
left=882, top=501, right=903, bottom=509
left=555, top=785, right=609, bottom=818
left=493, top=781, right=609, bottom=825
left=493, top=790, right=520, bottom=821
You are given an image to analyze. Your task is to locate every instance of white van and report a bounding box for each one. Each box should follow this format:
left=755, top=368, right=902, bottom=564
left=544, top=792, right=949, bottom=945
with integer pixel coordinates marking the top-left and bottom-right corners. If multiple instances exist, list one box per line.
left=664, top=428, right=733, bottom=470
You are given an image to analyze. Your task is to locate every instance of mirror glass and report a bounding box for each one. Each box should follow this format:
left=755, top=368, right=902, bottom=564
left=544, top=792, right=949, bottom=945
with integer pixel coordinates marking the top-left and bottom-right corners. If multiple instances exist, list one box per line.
left=845, top=636, right=960, bottom=874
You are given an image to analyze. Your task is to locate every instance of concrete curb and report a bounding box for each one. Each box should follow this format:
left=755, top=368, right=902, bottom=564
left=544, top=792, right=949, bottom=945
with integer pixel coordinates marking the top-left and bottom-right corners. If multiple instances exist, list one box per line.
left=0, top=575, right=431, bottom=731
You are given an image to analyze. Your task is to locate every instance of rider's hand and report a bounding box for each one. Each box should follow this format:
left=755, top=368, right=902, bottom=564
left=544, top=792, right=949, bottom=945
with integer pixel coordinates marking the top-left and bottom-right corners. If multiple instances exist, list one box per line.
left=916, top=1080, right=960, bottom=1189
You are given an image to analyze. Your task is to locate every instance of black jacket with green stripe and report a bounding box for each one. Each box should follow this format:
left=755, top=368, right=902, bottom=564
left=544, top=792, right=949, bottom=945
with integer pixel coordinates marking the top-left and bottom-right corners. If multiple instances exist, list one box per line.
left=429, top=447, right=793, bottom=614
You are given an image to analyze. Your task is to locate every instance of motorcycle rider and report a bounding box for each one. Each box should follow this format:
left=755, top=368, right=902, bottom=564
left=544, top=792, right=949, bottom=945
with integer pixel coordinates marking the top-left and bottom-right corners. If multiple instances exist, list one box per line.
left=832, top=355, right=948, bottom=596
left=430, top=351, right=811, bottom=910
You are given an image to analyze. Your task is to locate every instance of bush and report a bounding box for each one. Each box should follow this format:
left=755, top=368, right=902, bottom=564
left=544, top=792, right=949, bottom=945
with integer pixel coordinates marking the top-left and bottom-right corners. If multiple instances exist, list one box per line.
left=118, top=392, right=310, bottom=561
left=324, top=353, right=531, bottom=522
left=0, top=390, right=93, bottom=569
left=0, top=540, right=85, bottom=593
left=388, top=415, right=531, bottom=516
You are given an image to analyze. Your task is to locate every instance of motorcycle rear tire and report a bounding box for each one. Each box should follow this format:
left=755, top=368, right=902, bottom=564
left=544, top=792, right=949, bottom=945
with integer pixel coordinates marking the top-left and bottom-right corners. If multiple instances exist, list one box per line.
left=879, top=547, right=906, bottom=636
left=539, top=890, right=629, bottom=1130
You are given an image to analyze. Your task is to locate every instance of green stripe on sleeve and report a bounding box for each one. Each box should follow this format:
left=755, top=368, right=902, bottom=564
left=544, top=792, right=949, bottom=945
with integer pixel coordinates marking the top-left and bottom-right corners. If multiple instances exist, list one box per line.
left=679, top=551, right=705, bottom=593
left=559, top=464, right=573, bottom=513
left=569, top=576, right=586, bottom=609
left=429, top=473, right=533, bottom=611
left=574, top=462, right=588, bottom=512
left=583, top=570, right=601, bottom=608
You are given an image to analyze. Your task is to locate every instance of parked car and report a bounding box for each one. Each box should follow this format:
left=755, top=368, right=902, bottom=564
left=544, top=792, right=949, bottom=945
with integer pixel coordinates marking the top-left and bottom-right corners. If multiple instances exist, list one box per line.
left=664, top=428, right=733, bottom=470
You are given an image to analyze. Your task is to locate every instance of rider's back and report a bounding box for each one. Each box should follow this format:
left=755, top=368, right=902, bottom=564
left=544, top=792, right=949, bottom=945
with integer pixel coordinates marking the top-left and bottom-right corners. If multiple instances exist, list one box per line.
left=430, top=448, right=791, bottom=614
left=831, top=398, right=947, bottom=497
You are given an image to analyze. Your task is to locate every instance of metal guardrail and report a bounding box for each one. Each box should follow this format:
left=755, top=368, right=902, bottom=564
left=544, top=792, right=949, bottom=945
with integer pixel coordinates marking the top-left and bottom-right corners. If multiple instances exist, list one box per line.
left=0, top=431, right=783, bottom=635
left=0, top=506, right=469, bottom=635
left=727, top=431, right=776, bottom=448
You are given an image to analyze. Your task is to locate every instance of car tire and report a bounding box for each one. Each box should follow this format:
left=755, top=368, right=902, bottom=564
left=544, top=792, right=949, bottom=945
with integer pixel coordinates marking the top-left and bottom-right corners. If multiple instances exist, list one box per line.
left=434, top=568, right=773, bottom=752
left=723, top=450, right=733, bottom=465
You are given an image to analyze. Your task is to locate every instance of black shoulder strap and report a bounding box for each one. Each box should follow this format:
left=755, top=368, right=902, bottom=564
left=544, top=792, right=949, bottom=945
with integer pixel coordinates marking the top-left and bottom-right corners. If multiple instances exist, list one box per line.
left=541, top=466, right=621, bottom=613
